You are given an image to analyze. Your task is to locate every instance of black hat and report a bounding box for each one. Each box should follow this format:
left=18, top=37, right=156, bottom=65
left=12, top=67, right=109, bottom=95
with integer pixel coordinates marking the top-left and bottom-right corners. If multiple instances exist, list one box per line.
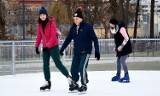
left=109, top=18, right=118, bottom=25
left=73, top=7, right=83, bottom=19
left=39, top=7, right=48, bottom=16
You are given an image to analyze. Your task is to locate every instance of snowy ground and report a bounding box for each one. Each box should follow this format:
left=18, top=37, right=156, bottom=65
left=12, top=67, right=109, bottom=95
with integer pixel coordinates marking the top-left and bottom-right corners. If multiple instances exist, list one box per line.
left=0, top=71, right=160, bottom=96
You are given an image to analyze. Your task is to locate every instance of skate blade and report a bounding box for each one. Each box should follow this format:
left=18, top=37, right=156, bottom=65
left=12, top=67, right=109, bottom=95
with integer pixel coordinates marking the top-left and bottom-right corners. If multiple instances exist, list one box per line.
left=68, top=90, right=78, bottom=93
left=112, top=78, right=120, bottom=81
left=40, top=89, right=51, bottom=92
left=119, top=80, right=130, bottom=83
left=111, top=80, right=120, bottom=82
left=40, top=88, right=51, bottom=91
left=78, top=91, right=86, bottom=95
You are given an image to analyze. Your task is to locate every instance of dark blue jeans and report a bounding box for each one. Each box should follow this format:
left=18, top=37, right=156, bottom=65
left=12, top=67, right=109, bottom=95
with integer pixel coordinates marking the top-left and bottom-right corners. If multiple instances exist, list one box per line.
left=70, top=54, right=90, bottom=85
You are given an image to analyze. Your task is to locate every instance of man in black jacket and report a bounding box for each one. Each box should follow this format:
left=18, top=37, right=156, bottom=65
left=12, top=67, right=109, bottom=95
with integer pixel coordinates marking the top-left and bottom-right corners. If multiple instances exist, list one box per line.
left=60, top=7, right=100, bottom=93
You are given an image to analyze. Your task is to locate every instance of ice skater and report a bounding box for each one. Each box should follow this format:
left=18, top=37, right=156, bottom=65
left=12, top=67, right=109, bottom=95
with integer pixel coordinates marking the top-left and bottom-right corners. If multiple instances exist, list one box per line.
left=60, top=7, right=100, bottom=93
left=109, top=18, right=132, bottom=83
left=35, top=7, right=72, bottom=91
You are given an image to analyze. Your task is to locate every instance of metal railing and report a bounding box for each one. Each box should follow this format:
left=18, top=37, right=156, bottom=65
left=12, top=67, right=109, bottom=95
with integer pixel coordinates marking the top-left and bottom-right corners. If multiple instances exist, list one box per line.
left=0, top=39, right=160, bottom=75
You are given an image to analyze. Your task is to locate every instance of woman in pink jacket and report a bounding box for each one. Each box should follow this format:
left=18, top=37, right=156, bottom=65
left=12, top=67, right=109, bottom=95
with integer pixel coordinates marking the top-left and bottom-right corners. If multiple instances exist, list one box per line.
left=35, top=7, right=72, bottom=91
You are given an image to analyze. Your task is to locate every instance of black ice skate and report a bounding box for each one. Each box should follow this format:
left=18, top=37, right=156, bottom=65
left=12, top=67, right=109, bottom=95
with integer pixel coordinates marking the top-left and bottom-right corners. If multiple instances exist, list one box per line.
left=78, top=84, right=87, bottom=94
left=69, top=81, right=79, bottom=92
left=40, top=81, right=51, bottom=91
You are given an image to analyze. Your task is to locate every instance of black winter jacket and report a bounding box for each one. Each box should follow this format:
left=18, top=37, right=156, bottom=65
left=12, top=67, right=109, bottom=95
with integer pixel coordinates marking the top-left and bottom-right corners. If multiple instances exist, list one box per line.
left=61, top=21, right=99, bottom=55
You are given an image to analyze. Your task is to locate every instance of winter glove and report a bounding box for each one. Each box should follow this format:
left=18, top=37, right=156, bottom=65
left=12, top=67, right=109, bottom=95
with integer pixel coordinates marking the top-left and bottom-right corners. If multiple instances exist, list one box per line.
left=95, top=53, right=100, bottom=60
left=43, top=47, right=49, bottom=52
left=35, top=47, right=40, bottom=54
left=60, top=49, right=64, bottom=56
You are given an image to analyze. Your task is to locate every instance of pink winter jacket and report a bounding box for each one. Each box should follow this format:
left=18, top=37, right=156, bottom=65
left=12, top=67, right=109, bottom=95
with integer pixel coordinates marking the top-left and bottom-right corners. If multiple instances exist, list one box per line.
left=35, top=17, right=58, bottom=48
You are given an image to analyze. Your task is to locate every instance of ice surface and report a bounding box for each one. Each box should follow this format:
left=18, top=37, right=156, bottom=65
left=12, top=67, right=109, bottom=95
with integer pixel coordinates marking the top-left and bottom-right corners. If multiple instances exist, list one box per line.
left=0, top=71, right=160, bottom=96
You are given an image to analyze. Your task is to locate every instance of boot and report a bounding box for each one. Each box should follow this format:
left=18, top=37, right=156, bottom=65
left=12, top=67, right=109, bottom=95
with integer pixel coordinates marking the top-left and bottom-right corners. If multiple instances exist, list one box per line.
left=40, top=81, right=51, bottom=91
left=69, top=81, right=79, bottom=92
left=111, top=73, right=120, bottom=81
left=119, top=72, right=130, bottom=83
left=78, top=84, right=87, bottom=94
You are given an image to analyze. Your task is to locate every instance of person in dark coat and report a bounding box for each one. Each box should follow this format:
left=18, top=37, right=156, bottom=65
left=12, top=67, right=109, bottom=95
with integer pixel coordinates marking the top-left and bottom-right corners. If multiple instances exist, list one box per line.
left=60, top=7, right=100, bottom=93
left=109, top=18, right=132, bottom=83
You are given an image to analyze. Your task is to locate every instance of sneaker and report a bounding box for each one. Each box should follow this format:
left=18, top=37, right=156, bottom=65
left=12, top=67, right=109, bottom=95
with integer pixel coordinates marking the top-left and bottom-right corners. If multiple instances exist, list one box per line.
left=111, top=73, right=120, bottom=81
left=40, top=81, right=51, bottom=91
left=69, top=81, right=79, bottom=92
left=119, top=73, right=130, bottom=83
left=78, top=84, right=87, bottom=93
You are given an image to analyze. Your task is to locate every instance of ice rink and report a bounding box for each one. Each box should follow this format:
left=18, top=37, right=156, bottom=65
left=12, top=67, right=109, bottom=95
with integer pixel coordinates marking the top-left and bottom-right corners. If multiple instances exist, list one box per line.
left=0, top=71, right=160, bottom=96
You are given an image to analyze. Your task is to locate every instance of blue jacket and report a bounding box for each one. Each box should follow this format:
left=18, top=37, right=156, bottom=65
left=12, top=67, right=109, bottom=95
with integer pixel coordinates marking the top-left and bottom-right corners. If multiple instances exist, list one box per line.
left=61, top=21, right=99, bottom=55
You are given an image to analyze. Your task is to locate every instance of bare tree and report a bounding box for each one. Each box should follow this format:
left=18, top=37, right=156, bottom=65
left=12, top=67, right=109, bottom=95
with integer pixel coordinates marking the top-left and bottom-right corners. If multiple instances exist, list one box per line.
left=75, top=0, right=110, bottom=38
left=150, top=0, right=155, bottom=38
left=108, top=0, right=135, bottom=38
left=119, top=0, right=125, bottom=20
left=48, top=1, right=70, bottom=26
left=0, top=0, right=16, bottom=40
left=109, top=0, right=135, bottom=29
left=124, top=0, right=130, bottom=29
left=108, top=0, right=119, bottom=18
left=82, top=0, right=108, bottom=26
left=0, top=0, right=7, bottom=40
left=48, top=0, right=135, bottom=38
left=96, top=2, right=111, bottom=38
left=133, top=0, right=140, bottom=38
left=65, top=0, right=111, bottom=38
left=63, top=0, right=78, bottom=25
left=109, top=0, right=127, bottom=20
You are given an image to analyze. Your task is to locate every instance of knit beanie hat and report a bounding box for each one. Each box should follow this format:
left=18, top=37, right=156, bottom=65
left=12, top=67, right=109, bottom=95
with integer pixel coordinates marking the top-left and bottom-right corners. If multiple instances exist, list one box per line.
left=109, top=18, right=118, bottom=25
left=39, top=7, right=48, bottom=16
left=73, top=7, right=83, bottom=19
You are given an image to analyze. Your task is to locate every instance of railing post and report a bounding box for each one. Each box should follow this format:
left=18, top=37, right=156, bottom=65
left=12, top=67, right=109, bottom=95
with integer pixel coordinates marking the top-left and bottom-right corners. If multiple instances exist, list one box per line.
left=12, top=41, right=15, bottom=75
